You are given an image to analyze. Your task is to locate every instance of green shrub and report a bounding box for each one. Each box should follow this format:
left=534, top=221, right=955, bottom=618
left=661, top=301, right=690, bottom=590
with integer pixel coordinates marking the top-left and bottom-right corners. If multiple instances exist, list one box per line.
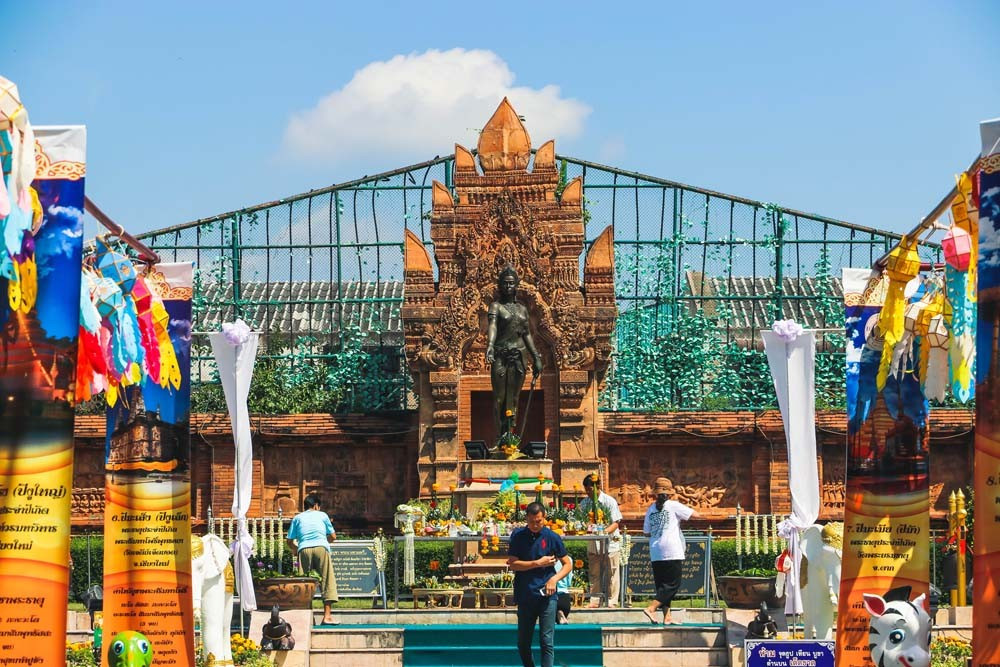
left=725, top=567, right=777, bottom=578
left=70, top=535, right=104, bottom=603
left=711, top=539, right=778, bottom=577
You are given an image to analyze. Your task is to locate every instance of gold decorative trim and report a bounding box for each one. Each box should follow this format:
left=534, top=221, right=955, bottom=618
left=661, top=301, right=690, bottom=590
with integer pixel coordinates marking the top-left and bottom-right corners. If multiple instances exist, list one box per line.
left=34, top=140, right=85, bottom=180
left=142, top=266, right=194, bottom=300
left=981, top=153, right=1000, bottom=175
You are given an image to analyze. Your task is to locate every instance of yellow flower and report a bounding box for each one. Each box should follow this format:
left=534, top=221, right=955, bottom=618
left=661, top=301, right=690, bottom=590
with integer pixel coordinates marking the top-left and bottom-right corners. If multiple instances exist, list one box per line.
left=432, top=483, right=439, bottom=491
left=535, top=484, right=542, bottom=492
left=505, top=409, right=513, bottom=417
left=574, top=559, right=584, bottom=569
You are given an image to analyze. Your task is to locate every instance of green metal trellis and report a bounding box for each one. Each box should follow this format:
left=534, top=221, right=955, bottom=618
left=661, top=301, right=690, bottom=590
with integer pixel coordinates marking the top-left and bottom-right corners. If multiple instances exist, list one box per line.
left=137, top=154, right=939, bottom=414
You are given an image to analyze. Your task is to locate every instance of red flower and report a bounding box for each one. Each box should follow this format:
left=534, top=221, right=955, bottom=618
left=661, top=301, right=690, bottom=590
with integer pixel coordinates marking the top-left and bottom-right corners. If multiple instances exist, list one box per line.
left=520, top=504, right=527, bottom=510
left=549, top=502, right=555, bottom=507
left=430, top=501, right=437, bottom=509
left=429, top=560, right=440, bottom=571
left=566, top=503, right=575, bottom=510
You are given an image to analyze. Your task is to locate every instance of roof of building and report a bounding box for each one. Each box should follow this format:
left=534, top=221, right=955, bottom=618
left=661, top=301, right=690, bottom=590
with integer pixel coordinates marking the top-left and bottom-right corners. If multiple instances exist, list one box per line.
left=197, top=280, right=404, bottom=344
left=684, top=271, right=843, bottom=346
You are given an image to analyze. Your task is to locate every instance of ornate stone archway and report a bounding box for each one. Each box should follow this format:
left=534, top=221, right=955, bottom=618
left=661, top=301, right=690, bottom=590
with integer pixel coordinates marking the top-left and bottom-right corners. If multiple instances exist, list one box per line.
left=402, top=98, right=616, bottom=491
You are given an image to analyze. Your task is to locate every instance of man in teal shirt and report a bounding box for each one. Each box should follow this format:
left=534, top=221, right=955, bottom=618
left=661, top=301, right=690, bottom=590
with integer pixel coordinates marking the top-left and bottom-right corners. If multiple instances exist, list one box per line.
left=286, top=494, right=338, bottom=624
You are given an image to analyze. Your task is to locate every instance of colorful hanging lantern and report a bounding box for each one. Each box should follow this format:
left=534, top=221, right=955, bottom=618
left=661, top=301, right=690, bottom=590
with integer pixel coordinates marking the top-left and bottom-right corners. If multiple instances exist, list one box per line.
left=96, top=237, right=138, bottom=294
left=923, top=314, right=950, bottom=402
left=876, top=240, right=922, bottom=390
left=131, top=276, right=162, bottom=384
left=891, top=299, right=926, bottom=379
left=942, top=225, right=973, bottom=271
left=885, top=241, right=922, bottom=283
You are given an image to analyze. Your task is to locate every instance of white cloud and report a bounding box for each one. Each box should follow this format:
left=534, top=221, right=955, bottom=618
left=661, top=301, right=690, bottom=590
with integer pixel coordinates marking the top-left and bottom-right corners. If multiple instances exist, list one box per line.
left=282, top=48, right=590, bottom=164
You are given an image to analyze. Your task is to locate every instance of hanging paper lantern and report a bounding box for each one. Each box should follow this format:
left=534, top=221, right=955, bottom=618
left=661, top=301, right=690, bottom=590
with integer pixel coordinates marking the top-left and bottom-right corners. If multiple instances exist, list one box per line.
left=926, top=313, right=949, bottom=348
left=885, top=242, right=922, bottom=283
left=924, top=314, right=950, bottom=402
left=876, top=240, right=922, bottom=390
left=942, top=225, right=972, bottom=271
left=131, top=277, right=162, bottom=383
left=93, top=276, right=124, bottom=319
left=891, top=299, right=925, bottom=379
left=96, top=238, right=138, bottom=294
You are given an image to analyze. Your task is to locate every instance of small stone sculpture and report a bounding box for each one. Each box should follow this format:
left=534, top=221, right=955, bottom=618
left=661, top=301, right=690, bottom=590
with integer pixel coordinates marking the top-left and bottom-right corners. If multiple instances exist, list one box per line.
left=260, top=605, right=295, bottom=651
left=746, top=602, right=778, bottom=639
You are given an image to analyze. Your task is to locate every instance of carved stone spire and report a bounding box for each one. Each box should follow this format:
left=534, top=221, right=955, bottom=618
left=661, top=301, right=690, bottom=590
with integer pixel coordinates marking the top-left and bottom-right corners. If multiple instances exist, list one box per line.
left=477, top=98, right=531, bottom=173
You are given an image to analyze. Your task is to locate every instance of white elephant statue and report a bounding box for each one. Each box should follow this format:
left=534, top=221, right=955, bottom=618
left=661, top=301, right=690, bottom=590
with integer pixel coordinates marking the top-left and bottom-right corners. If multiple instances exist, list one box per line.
left=192, top=534, right=235, bottom=665
left=799, top=523, right=842, bottom=639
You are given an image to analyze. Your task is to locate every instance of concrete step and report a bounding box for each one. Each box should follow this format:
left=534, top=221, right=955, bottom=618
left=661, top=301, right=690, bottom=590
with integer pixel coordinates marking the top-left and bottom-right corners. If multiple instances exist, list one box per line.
left=310, top=648, right=403, bottom=667
left=312, top=623, right=725, bottom=650
left=318, top=606, right=725, bottom=626
left=312, top=627, right=404, bottom=650
left=605, top=646, right=730, bottom=667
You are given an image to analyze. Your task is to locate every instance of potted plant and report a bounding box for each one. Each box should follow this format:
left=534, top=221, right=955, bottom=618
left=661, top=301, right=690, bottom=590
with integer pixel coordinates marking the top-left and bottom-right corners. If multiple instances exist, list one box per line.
left=250, top=555, right=320, bottom=610
left=717, top=567, right=784, bottom=609
left=473, top=571, right=515, bottom=609
left=410, top=576, right=465, bottom=609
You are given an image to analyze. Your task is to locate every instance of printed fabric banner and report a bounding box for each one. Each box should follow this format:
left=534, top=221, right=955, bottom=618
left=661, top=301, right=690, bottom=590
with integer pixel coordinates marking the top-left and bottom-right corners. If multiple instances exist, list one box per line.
left=837, top=267, right=930, bottom=667
left=102, top=262, right=194, bottom=667
left=0, top=125, right=85, bottom=666
left=974, top=118, right=1000, bottom=667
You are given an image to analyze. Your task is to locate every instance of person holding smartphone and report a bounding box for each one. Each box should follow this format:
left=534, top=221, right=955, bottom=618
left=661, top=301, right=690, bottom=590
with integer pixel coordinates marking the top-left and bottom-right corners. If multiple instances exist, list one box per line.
left=507, top=502, right=572, bottom=667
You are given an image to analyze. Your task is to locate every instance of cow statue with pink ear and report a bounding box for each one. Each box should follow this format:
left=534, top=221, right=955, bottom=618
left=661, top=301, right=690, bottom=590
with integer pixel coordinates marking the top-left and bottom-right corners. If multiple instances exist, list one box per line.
left=863, top=586, right=932, bottom=667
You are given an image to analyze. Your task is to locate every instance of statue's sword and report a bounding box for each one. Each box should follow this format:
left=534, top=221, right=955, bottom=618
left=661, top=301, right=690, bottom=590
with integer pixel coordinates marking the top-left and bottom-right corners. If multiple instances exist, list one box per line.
left=517, top=369, right=538, bottom=445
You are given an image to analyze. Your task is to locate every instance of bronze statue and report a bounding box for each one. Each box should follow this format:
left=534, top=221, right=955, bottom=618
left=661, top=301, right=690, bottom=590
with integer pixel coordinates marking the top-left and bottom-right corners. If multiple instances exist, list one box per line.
left=486, top=267, right=543, bottom=447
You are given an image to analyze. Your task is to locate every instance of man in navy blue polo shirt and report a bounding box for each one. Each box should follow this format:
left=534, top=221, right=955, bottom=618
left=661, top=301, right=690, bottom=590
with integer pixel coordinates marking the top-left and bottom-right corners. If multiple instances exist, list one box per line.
left=507, top=501, right=572, bottom=667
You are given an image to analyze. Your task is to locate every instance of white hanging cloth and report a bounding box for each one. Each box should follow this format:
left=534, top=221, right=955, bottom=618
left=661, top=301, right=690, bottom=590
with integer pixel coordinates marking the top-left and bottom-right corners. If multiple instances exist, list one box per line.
left=210, top=321, right=260, bottom=612
left=763, top=323, right=821, bottom=615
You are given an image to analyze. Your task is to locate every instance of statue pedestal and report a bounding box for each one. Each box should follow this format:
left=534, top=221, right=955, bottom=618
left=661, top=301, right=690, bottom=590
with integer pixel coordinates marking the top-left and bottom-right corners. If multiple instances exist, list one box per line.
left=458, top=458, right=553, bottom=485
left=454, top=458, right=554, bottom=560
left=455, top=459, right=553, bottom=516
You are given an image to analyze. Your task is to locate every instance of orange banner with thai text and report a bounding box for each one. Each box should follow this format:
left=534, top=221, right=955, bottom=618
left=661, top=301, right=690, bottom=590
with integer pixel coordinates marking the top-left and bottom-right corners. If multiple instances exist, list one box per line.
left=837, top=269, right=930, bottom=667
left=0, top=125, right=86, bottom=666
left=101, top=262, right=194, bottom=667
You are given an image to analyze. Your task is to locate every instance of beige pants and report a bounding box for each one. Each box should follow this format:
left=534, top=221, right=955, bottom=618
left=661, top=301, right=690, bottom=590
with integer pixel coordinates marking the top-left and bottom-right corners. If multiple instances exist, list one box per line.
left=300, top=545, right=338, bottom=602
left=587, top=551, right=621, bottom=607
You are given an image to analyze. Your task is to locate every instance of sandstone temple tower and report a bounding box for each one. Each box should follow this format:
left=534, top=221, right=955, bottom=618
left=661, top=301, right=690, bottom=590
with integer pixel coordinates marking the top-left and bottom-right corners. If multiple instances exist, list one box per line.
left=403, top=98, right=616, bottom=492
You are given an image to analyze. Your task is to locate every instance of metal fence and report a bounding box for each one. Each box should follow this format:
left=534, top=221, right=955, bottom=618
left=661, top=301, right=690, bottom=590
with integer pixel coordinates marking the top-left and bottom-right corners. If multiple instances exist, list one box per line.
left=139, top=154, right=938, bottom=412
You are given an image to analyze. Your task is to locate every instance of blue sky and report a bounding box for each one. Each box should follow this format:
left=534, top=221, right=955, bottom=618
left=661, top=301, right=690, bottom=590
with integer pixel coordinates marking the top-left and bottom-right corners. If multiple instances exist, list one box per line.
left=6, top=2, right=1000, bottom=241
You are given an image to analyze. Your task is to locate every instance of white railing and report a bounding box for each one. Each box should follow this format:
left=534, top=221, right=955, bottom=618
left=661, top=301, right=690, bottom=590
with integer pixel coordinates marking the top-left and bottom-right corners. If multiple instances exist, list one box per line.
left=206, top=508, right=290, bottom=566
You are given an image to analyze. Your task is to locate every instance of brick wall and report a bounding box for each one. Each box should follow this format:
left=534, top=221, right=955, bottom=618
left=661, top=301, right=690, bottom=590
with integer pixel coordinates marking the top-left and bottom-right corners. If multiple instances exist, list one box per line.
left=72, top=408, right=973, bottom=533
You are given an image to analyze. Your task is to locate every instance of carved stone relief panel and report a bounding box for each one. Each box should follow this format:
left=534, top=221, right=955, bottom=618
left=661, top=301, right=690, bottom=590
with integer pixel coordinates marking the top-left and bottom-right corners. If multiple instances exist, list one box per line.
left=607, top=446, right=749, bottom=514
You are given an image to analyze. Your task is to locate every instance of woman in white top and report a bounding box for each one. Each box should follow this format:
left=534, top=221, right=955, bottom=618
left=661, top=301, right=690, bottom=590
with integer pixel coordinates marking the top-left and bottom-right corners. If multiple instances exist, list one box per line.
left=642, top=477, right=696, bottom=625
